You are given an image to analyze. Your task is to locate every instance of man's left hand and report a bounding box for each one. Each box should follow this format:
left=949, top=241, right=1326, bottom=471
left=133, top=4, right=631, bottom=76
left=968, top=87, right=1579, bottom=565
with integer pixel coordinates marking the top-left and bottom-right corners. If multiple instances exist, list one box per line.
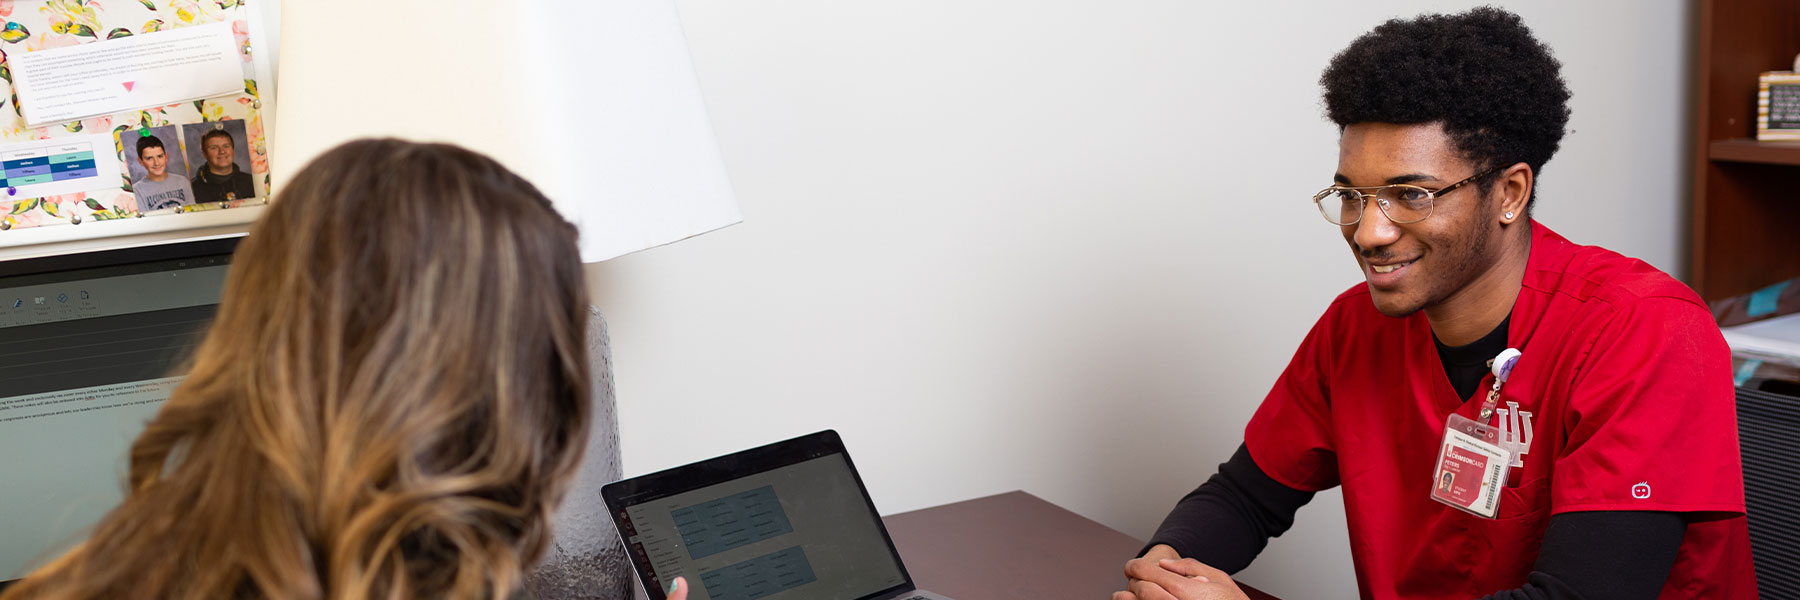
left=1114, top=557, right=1250, bottom=600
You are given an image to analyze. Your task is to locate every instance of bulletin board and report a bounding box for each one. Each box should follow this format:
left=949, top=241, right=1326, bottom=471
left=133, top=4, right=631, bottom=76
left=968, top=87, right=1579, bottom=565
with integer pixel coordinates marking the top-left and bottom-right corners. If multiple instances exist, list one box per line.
left=0, top=0, right=275, bottom=248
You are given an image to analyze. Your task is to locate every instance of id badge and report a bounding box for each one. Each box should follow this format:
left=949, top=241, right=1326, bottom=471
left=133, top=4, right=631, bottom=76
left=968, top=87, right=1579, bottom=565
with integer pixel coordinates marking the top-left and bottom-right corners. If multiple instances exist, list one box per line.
left=1430, top=413, right=1512, bottom=519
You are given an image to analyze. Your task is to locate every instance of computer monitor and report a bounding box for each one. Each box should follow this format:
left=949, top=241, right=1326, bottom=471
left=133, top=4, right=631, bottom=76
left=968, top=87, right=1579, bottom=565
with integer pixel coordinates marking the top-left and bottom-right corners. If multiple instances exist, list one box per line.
left=0, top=237, right=239, bottom=585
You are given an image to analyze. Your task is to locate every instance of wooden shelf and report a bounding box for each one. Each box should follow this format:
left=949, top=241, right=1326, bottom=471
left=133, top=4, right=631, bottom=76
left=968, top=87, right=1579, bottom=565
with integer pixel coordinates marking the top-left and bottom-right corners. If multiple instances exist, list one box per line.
left=1690, top=0, right=1800, bottom=301
left=1710, top=139, right=1800, bottom=166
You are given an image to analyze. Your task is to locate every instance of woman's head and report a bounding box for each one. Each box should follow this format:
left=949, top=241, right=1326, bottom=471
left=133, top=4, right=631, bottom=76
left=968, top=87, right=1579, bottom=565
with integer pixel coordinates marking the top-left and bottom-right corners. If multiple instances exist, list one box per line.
left=4, top=139, right=591, bottom=599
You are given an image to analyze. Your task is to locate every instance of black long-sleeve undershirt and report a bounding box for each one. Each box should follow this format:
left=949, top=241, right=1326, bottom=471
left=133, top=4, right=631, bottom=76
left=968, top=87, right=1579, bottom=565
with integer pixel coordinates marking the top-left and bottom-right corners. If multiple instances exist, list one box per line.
left=1140, top=316, right=1686, bottom=598
left=1143, top=446, right=1686, bottom=599
left=1141, top=444, right=1313, bottom=574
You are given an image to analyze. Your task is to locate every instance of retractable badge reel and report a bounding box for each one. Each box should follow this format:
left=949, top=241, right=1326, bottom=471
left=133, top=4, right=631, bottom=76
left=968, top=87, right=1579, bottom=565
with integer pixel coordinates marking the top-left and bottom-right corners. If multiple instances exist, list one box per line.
left=1429, top=348, right=1522, bottom=519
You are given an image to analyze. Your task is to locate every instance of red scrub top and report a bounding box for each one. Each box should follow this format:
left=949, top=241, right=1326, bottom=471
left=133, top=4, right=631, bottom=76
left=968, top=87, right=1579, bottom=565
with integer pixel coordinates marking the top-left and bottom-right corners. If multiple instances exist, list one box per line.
left=1245, top=223, right=1757, bottom=599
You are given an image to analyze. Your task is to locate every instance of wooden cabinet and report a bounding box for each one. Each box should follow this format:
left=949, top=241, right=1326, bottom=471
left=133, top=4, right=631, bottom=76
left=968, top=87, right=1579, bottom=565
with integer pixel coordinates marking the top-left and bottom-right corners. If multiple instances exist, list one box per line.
left=1691, top=0, right=1800, bottom=301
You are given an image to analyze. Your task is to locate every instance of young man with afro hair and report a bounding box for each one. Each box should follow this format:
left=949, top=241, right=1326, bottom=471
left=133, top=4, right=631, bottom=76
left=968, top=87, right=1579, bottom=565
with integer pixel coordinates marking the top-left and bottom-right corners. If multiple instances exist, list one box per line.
left=1116, top=7, right=1755, bottom=600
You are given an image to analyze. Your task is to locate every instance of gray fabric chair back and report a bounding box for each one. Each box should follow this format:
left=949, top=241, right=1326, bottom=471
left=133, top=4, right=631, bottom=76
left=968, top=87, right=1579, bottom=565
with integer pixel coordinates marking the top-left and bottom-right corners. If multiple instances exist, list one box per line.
left=1738, top=386, right=1800, bottom=598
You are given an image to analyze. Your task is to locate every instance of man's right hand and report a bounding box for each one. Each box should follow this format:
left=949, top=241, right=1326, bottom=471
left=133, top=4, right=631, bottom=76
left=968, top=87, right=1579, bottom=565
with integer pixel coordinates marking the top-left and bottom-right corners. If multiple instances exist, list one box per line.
left=1113, top=544, right=1181, bottom=600
left=1114, top=546, right=1249, bottom=600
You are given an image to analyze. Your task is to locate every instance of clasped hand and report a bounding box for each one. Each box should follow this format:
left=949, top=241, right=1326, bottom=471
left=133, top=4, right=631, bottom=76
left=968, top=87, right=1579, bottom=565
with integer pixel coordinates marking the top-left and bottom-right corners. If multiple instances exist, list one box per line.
left=1113, top=545, right=1250, bottom=600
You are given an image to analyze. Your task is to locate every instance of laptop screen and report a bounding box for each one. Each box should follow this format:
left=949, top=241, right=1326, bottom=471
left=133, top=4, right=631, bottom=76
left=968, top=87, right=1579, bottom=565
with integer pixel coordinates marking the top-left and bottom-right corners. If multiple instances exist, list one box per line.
left=610, top=436, right=909, bottom=600
left=0, top=238, right=236, bottom=583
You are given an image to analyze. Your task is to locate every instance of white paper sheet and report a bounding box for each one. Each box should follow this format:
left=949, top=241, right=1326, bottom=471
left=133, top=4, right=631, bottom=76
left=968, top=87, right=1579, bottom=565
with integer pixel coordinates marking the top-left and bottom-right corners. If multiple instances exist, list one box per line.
left=10, top=22, right=243, bottom=127
left=1722, top=312, right=1800, bottom=366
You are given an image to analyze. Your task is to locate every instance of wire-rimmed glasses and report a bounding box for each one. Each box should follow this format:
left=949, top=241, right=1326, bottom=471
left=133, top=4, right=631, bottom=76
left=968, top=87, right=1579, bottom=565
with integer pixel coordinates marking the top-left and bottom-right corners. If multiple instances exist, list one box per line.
left=1312, top=165, right=1499, bottom=226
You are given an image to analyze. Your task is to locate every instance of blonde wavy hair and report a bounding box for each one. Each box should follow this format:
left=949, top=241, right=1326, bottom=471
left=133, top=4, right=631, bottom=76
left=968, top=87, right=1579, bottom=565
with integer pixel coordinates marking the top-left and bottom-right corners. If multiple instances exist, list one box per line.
left=1, top=139, right=592, bottom=599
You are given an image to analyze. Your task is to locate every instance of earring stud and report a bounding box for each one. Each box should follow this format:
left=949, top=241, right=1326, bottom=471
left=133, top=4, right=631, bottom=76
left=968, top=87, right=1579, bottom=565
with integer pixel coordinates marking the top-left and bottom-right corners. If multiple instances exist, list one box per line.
left=1504, top=211, right=1514, bottom=220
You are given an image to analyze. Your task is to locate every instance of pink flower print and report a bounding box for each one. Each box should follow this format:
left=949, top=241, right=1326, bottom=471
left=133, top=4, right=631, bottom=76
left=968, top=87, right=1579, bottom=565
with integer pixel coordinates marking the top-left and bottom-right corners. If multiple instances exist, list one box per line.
left=42, top=193, right=83, bottom=218
left=6, top=203, right=54, bottom=228
left=25, top=33, right=80, bottom=52
left=169, top=0, right=215, bottom=25
left=247, top=115, right=267, bottom=174
left=113, top=191, right=137, bottom=214
left=80, top=115, right=111, bottom=132
left=6, top=193, right=85, bottom=228
left=0, top=1, right=15, bottom=18
left=4, top=200, right=50, bottom=228
left=231, top=19, right=250, bottom=61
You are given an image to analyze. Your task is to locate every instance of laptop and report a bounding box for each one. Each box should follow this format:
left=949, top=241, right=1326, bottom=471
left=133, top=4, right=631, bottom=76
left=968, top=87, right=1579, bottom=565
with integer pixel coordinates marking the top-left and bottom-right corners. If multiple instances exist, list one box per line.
left=0, top=237, right=239, bottom=589
left=602, top=430, right=953, bottom=600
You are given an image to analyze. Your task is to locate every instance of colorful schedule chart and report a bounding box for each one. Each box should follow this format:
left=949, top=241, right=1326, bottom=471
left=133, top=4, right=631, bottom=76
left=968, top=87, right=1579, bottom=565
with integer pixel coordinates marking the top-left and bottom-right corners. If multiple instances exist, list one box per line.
left=0, top=143, right=99, bottom=187
left=0, top=134, right=121, bottom=200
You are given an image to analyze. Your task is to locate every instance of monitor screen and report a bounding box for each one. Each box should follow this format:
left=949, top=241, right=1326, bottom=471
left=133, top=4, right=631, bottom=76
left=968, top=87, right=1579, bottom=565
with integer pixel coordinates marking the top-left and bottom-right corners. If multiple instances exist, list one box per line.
left=613, top=452, right=908, bottom=600
left=0, top=238, right=237, bottom=582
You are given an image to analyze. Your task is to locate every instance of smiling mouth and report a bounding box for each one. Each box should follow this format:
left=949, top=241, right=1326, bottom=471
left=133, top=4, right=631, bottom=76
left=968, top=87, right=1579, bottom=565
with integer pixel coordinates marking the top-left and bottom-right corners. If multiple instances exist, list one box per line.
left=1370, top=260, right=1414, bottom=274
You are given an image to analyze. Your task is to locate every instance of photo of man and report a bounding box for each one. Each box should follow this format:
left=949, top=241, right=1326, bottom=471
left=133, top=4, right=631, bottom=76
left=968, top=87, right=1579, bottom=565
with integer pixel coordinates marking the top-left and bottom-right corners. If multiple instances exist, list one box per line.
left=124, top=129, right=195, bottom=212
left=185, top=121, right=255, bottom=203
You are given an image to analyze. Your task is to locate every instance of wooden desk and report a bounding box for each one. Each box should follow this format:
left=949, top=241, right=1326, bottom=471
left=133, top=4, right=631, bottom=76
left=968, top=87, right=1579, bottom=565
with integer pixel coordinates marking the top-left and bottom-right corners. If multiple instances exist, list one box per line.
left=882, top=491, right=1278, bottom=600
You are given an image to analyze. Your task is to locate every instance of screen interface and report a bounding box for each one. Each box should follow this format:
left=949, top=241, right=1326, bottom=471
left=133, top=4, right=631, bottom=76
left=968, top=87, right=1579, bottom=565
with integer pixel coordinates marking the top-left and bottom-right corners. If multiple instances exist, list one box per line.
left=0, top=250, right=229, bottom=579
left=618, top=454, right=907, bottom=600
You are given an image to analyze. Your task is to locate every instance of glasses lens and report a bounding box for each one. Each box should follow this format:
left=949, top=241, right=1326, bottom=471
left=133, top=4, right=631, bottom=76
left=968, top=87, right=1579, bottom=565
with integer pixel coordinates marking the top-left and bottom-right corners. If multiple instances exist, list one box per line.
left=1316, top=189, right=1362, bottom=225
left=1375, top=186, right=1433, bottom=223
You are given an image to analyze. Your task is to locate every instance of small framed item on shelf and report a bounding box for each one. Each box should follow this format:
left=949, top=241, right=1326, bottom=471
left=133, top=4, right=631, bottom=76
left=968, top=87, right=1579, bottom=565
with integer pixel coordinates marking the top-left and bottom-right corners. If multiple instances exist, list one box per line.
left=1757, top=71, right=1800, bottom=141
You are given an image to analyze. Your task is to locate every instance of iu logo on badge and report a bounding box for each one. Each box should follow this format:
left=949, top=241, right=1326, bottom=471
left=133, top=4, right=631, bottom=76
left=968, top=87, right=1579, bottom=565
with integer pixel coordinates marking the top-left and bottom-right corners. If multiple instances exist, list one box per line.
left=1496, top=400, right=1534, bottom=468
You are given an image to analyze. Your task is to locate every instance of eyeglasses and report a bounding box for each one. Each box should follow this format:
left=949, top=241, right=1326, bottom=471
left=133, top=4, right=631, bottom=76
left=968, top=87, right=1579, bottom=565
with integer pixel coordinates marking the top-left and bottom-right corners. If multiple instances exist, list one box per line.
left=1312, top=165, right=1499, bottom=226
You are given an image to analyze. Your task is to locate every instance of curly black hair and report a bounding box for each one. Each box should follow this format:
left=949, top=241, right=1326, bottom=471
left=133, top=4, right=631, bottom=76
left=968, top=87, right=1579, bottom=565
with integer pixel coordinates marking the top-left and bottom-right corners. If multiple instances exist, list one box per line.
left=1321, top=6, right=1570, bottom=207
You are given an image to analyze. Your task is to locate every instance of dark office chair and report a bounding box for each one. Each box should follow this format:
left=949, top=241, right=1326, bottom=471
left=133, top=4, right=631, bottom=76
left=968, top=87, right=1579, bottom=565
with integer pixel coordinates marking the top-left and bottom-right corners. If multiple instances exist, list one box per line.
left=1738, top=386, right=1800, bottom=598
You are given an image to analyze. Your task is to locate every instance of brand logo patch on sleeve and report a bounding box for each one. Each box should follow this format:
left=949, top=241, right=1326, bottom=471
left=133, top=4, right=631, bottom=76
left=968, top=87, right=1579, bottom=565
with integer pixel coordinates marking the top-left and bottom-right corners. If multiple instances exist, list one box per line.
left=1631, top=482, right=1652, bottom=499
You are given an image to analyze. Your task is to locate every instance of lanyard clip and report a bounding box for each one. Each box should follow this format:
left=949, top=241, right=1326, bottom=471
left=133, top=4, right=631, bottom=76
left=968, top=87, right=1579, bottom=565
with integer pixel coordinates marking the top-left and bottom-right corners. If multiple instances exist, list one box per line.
left=1479, top=348, right=1523, bottom=422
left=1491, top=348, right=1522, bottom=383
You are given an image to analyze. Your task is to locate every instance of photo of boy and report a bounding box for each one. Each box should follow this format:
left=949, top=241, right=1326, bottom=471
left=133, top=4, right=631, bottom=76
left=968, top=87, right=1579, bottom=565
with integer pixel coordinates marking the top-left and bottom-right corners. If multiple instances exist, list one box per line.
left=121, top=126, right=195, bottom=211
left=183, top=121, right=256, bottom=203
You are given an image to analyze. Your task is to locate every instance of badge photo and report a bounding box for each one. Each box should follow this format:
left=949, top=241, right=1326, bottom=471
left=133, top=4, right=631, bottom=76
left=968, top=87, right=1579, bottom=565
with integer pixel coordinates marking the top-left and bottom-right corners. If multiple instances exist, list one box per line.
left=1431, top=413, right=1511, bottom=519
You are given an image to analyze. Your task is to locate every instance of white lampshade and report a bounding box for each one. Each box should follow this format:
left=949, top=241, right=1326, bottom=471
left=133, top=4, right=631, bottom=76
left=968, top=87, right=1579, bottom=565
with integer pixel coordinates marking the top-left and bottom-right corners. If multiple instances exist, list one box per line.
left=273, top=0, right=740, bottom=262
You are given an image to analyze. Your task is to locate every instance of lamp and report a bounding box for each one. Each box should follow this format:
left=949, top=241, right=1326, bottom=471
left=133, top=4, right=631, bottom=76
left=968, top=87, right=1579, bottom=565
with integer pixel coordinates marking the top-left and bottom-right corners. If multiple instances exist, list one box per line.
left=275, top=1, right=741, bottom=598
left=272, top=0, right=741, bottom=263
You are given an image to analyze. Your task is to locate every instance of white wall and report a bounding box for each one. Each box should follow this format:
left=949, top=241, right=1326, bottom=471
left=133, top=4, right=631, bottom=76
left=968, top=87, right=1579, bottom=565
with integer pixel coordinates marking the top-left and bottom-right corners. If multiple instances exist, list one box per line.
left=589, top=2, right=1690, bottom=598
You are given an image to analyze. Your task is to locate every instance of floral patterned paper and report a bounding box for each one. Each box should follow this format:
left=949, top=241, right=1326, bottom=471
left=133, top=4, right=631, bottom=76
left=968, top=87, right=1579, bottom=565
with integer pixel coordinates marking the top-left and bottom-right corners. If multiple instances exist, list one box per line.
left=0, top=0, right=269, bottom=232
